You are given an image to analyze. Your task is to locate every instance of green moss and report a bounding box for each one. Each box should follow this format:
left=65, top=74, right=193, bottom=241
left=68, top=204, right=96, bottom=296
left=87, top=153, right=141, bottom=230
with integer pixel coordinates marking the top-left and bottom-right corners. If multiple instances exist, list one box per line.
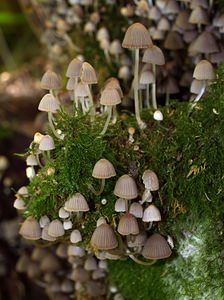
left=23, top=65, right=224, bottom=299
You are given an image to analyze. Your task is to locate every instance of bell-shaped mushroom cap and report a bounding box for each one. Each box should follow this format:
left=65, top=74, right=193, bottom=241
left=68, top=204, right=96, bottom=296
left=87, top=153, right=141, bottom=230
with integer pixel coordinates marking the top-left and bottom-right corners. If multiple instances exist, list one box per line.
left=84, top=256, right=98, bottom=271
left=190, top=79, right=206, bottom=94
left=127, top=230, right=147, bottom=248
left=41, top=224, right=57, bottom=241
left=66, top=77, right=76, bottom=90
left=100, top=88, right=121, bottom=106
left=75, top=82, right=89, bottom=97
left=190, top=0, right=208, bottom=9
left=143, top=204, right=162, bottom=222
left=164, top=0, right=180, bottom=14
left=39, top=135, right=55, bottom=151
left=16, top=186, right=28, bottom=197
left=58, top=207, right=70, bottom=219
left=96, top=27, right=109, bottom=41
left=40, top=253, right=61, bottom=272
left=109, top=39, right=123, bottom=55
left=175, top=10, right=194, bottom=31
left=142, top=233, right=172, bottom=259
left=142, top=169, right=159, bottom=191
left=122, top=22, right=153, bottom=49
left=142, top=45, right=165, bottom=66
left=13, top=198, right=26, bottom=210
left=67, top=245, right=85, bottom=257
left=190, top=32, right=219, bottom=54
left=64, top=193, right=89, bottom=212
left=104, top=77, right=123, bottom=98
left=40, top=70, right=61, bottom=90
left=193, top=60, right=215, bottom=80
left=117, top=213, right=139, bottom=235
left=56, top=243, right=68, bottom=258
left=38, top=93, right=60, bottom=113
left=48, top=219, right=65, bottom=237
left=92, top=158, right=116, bottom=179
left=189, top=6, right=209, bottom=25
left=158, top=17, right=170, bottom=31
left=80, top=62, right=97, bottom=84
left=129, top=202, right=143, bottom=218
left=19, top=216, right=41, bottom=240
left=97, top=216, right=107, bottom=227
left=90, top=223, right=118, bottom=250
left=164, top=31, right=184, bottom=50
left=139, top=70, right=154, bottom=85
left=149, top=6, right=161, bottom=21
left=115, top=198, right=126, bottom=212
left=70, top=229, right=82, bottom=243
left=71, top=267, right=90, bottom=282
left=66, top=58, right=83, bottom=78
left=26, top=154, right=38, bottom=166
left=39, top=215, right=50, bottom=228
left=114, top=174, right=138, bottom=200
left=31, top=247, right=48, bottom=261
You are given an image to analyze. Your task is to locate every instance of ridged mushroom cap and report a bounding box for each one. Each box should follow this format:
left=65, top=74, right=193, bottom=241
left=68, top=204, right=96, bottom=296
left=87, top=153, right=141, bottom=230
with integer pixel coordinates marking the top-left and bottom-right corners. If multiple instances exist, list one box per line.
left=66, top=77, right=76, bottom=90
left=122, top=22, right=153, bottom=49
left=109, top=40, right=123, bottom=55
left=48, top=219, right=65, bottom=237
left=114, top=174, right=138, bottom=200
left=193, top=60, right=215, bottom=80
left=19, top=216, right=41, bottom=240
left=80, top=62, right=97, bottom=84
left=139, top=70, right=154, bottom=85
left=115, top=198, right=126, bottom=212
left=84, top=256, right=98, bottom=271
left=164, top=31, right=184, bottom=50
left=26, top=154, right=38, bottom=166
left=189, top=6, right=209, bottom=25
left=40, top=70, right=61, bottom=90
left=142, top=233, right=172, bottom=260
left=100, top=88, right=121, bottom=106
left=91, top=223, right=118, bottom=250
left=142, top=45, right=165, bottom=65
left=104, top=77, right=123, bottom=98
left=127, top=230, right=147, bottom=248
left=38, top=93, right=60, bottom=113
left=13, top=198, right=26, bottom=210
left=75, top=82, right=89, bottom=97
left=143, top=204, right=162, bottom=222
left=142, top=169, right=159, bottom=191
left=66, top=58, right=83, bottom=78
left=64, top=193, right=89, bottom=212
left=117, top=213, right=139, bottom=236
left=92, top=158, right=116, bottom=179
left=190, top=32, right=219, bottom=54
left=39, top=135, right=55, bottom=151
left=129, top=202, right=143, bottom=218
left=41, top=224, right=57, bottom=241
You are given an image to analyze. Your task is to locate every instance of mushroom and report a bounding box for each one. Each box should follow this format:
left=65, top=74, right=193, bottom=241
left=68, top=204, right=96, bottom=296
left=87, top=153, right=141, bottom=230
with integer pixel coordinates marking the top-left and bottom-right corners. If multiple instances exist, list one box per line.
left=40, top=70, right=61, bottom=97
left=64, top=193, right=89, bottom=221
left=19, top=216, right=41, bottom=240
left=100, top=87, right=121, bottom=134
left=90, top=158, right=116, bottom=195
left=142, top=233, right=172, bottom=260
left=90, top=223, right=118, bottom=250
left=70, top=229, right=82, bottom=244
left=122, top=23, right=153, bottom=129
left=48, top=219, right=65, bottom=238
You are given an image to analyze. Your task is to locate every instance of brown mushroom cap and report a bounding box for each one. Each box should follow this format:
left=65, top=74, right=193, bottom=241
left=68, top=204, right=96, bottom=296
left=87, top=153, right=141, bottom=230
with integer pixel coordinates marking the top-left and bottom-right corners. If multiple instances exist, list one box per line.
left=142, top=169, right=159, bottom=191
left=142, top=45, right=165, bottom=65
left=190, top=32, right=219, bottom=54
left=189, top=6, right=209, bottom=25
left=100, top=88, right=121, bottom=106
left=92, top=158, right=116, bottom=179
left=64, top=193, right=89, bottom=212
left=90, top=223, right=118, bottom=250
left=19, top=216, right=41, bottom=240
left=193, top=60, right=215, bottom=80
left=80, top=62, right=97, bottom=84
left=40, top=70, right=61, bottom=90
left=122, top=22, right=153, bottom=49
left=114, top=174, right=138, bottom=200
left=117, top=213, right=139, bottom=236
left=66, top=58, right=83, bottom=78
left=38, top=93, right=60, bottom=113
left=142, top=233, right=172, bottom=260
left=48, top=219, right=65, bottom=237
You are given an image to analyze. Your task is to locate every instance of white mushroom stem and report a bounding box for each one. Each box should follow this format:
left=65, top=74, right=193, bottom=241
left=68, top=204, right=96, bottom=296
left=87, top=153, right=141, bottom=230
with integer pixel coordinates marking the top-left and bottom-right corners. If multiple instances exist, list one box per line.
left=209, top=0, right=213, bottom=10
left=88, top=178, right=106, bottom=196
left=48, top=112, right=62, bottom=139
left=152, top=64, right=157, bottom=109
left=129, top=254, right=157, bottom=266
left=165, top=92, right=170, bottom=106
left=35, top=152, right=43, bottom=167
left=100, top=106, right=112, bottom=135
left=104, top=49, right=111, bottom=64
left=73, top=77, right=79, bottom=109
left=112, top=106, right=118, bottom=124
left=139, top=89, right=143, bottom=112
left=86, top=84, right=96, bottom=120
left=134, top=49, right=146, bottom=129
left=194, top=80, right=206, bottom=102
left=146, top=84, right=150, bottom=108
left=125, top=199, right=129, bottom=212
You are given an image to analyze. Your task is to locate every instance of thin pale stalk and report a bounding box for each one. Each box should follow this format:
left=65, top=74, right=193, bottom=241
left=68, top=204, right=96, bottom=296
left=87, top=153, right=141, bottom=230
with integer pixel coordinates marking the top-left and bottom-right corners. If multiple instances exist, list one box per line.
left=48, top=112, right=62, bottom=139
left=129, top=254, right=157, bottom=266
left=194, top=81, right=206, bottom=102
left=87, top=84, right=95, bottom=121
left=146, top=84, right=150, bottom=108
left=112, top=106, right=118, bottom=124
left=100, top=106, right=112, bottom=135
left=152, top=64, right=157, bottom=109
left=88, top=179, right=105, bottom=196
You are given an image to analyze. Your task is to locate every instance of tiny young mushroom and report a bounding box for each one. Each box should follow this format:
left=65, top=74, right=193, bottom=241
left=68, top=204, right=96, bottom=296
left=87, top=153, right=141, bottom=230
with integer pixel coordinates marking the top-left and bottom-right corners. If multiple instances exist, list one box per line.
left=19, top=216, right=41, bottom=240
left=139, top=67, right=155, bottom=108
left=128, top=127, right=136, bottom=143
left=114, top=174, right=138, bottom=211
left=142, top=204, right=162, bottom=230
left=89, top=158, right=116, bottom=195
left=40, top=70, right=61, bottom=97
left=140, top=169, right=159, bottom=204
left=122, top=22, right=153, bottom=129
left=38, top=93, right=61, bottom=139
left=39, top=134, right=55, bottom=162
left=115, top=198, right=127, bottom=213
left=192, top=59, right=215, bottom=102
left=48, top=219, right=65, bottom=238
left=100, top=87, right=121, bottom=135
left=142, top=45, right=165, bottom=109
left=64, top=192, right=89, bottom=221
